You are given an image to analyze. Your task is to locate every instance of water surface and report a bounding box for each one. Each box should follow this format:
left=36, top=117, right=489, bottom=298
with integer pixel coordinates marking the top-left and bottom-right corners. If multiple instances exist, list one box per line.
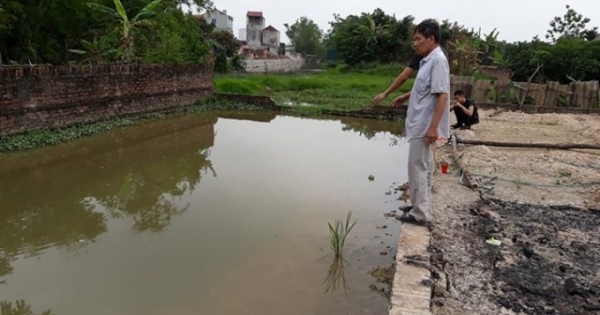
left=0, top=112, right=408, bottom=315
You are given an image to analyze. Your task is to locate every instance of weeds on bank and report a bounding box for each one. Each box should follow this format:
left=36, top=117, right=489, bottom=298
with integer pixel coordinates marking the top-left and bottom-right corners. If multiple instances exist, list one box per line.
left=328, top=210, right=358, bottom=258
left=189, top=98, right=267, bottom=113
left=0, top=119, right=135, bottom=152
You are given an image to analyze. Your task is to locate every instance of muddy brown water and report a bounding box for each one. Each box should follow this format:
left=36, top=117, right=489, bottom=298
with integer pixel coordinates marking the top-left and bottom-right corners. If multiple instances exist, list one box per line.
left=0, top=112, right=408, bottom=315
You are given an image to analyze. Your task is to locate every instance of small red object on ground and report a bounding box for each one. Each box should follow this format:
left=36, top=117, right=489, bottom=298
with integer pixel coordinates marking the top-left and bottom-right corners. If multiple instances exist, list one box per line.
left=441, top=162, right=448, bottom=174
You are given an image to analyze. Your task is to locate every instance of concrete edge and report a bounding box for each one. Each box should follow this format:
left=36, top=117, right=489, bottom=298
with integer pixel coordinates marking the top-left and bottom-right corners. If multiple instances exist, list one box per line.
left=388, top=223, right=433, bottom=315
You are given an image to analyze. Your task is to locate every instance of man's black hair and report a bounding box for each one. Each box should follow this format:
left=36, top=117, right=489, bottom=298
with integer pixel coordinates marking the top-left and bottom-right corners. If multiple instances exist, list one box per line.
left=414, top=19, right=441, bottom=43
left=454, top=90, right=465, bottom=96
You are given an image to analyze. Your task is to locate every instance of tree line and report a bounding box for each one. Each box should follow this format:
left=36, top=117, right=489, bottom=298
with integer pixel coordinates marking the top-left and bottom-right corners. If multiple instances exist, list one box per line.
left=0, top=0, right=224, bottom=65
left=284, top=5, right=600, bottom=83
left=2, top=2, right=599, bottom=83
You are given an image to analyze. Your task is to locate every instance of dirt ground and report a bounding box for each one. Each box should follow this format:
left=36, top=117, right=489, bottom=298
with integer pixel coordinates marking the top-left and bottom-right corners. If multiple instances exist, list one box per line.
left=429, top=109, right=600, bottom=315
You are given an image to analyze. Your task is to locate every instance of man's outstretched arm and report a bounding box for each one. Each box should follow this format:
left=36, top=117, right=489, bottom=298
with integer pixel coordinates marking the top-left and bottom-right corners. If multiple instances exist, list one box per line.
left=373, top=67, right=415, bottom=104
left=373, top=55, right=421, bottom=105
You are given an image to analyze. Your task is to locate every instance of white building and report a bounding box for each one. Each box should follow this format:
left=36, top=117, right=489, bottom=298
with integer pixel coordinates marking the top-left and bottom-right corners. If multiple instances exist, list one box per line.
left=262, top=25, right=280, bottom=54
left=200, top=8, right=233, bottom=33
left=238, top=28, right=247, bottom=41
left=246, top=11, right=265, bottom=47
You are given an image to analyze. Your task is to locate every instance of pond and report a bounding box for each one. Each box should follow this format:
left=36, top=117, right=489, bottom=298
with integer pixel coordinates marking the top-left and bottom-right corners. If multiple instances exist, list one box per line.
left=0, top=112, right=409, bottom=315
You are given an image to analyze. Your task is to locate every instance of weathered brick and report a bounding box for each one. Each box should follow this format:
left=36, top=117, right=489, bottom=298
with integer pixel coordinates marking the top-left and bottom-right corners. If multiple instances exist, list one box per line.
left=0, top=61, right=215, bottom=136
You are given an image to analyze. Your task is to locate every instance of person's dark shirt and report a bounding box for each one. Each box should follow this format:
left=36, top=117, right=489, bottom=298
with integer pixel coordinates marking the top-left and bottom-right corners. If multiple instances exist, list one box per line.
left=460, top=98, right=479, bottom=121
left=408, top=55, right=423, bottom=70
left=460, top=98, right=474, bottom=109
left=407, top=48, right=449, bottom=71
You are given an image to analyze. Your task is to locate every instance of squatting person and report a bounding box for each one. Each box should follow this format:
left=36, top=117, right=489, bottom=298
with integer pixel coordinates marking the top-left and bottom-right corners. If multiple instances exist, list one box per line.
left=451, top=90, right=479, bottom=129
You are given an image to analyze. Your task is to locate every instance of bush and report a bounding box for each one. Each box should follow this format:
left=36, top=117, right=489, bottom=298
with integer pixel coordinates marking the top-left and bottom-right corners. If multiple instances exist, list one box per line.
left=214, top=53, right=229, bottom=73
left=229, top=54, right=245, bottom=72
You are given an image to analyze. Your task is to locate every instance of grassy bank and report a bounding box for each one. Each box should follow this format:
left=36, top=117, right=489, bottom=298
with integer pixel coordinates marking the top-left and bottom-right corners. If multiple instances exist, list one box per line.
left=214, top=65, right=414, bottom=111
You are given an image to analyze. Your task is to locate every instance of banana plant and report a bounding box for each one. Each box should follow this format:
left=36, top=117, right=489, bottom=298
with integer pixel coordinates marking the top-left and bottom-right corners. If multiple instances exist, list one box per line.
left=492, top=49, right=511, bottom=68
left=87, top=0, right=163, bottom=62
left=68, top=36, right=119, bottom=63
left=354, top=14, right=387, bottom=46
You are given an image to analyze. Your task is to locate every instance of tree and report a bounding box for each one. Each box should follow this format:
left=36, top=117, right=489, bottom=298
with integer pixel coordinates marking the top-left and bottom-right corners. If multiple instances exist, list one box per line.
left=284, top=16, right=323, bottom=56
left=88, top=0, right=164, bottom=62
left=137, top=7, right=212, bottom=64
left=546, top=5, right=599, bottom=42
left=0, top=0, right=95, bottom=64
left=327, top=9, right=414, bottom=66
left=0, top=0, right=214, bottom=64
left=209, top=30, right=240, bottom=57
left=503, top=38, right=600, bottom=83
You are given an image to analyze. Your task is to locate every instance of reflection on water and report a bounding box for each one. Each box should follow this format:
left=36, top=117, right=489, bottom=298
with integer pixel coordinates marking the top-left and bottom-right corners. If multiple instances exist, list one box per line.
left=339, top=116, right=405, bottom=148
left=0, top=111, right=408, bottom=315
left=0, top=300, right=53, bottom=315
left=324, top=256, right=348, bottom=294
left=0, top=114, right=218, bottom=277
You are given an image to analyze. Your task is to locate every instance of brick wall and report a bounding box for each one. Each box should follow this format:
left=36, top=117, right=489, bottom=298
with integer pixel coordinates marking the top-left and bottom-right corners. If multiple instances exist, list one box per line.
left=0, top=62, right=214, bottom=136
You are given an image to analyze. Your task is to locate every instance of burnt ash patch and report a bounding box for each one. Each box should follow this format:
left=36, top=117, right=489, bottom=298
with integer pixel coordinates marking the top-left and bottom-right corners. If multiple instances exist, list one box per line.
left=436, top=199, right=600, bottom=314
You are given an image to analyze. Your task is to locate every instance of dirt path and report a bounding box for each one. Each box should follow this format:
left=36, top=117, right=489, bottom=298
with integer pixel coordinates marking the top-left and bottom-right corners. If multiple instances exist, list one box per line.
left=429, top=110, right=600, bottom=315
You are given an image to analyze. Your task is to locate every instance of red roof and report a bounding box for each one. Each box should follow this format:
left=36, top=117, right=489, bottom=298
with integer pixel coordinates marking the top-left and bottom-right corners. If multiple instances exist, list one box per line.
left=263, top=25, right=279, bottom=32
left=246, top=11, right=263, bottom=18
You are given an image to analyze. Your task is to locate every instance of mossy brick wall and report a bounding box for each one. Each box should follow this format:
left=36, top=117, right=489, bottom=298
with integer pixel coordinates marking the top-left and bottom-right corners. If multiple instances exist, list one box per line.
left=0, top=62, right=214, bottom=136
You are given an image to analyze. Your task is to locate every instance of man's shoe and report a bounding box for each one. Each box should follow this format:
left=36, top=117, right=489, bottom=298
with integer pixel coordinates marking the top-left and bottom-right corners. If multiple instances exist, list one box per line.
left=451, top=123, right=461, bottom=129
left=399, top=205, right=413, bottom=213
left=460, top=125, right=472, bottom=130
left=396, top=212, right=431, bottom=227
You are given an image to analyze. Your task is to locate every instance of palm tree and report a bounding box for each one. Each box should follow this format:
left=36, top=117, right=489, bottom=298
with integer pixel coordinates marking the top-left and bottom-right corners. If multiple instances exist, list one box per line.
left=88, top=0, right=163, bottom=62
left=354, top=14, right=387, bottom=46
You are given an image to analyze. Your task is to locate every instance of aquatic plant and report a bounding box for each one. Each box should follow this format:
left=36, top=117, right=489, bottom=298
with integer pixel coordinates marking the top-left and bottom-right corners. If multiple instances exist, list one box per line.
left=327, top=210, right=357, bottom=258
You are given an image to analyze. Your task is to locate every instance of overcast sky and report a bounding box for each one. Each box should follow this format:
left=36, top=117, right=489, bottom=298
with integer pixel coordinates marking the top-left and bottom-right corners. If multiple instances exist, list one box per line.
left=195, top=0, right=599, bottom=43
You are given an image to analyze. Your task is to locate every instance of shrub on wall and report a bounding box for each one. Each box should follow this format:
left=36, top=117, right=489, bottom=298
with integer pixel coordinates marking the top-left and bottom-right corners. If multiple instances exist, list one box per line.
left=229, top=54, right=245, bottom=72
left=214, top=53, right=229, bottom=73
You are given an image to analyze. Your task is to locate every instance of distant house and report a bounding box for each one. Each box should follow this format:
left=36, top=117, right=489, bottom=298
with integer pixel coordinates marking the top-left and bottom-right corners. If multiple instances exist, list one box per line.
left=200, top=8, right=233, bottom=33
left=240, top=11, right=282, bottom=58
left=238, top=28, right=247, bottom=41
left=262, top=25, right=280, bottom=54
left=246, top=11, right=265, bottom=47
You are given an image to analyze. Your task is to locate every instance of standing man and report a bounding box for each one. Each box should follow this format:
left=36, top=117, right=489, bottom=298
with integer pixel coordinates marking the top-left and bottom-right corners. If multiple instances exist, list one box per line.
left=451, top=90, right=479, bottom=129
left=398, top=19, right=450, bottom=226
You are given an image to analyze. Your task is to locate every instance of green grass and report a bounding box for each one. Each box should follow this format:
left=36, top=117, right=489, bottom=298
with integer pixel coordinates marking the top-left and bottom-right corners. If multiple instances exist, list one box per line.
left=214, top=65, right=414, bottom=111
left=328, top=210, right=358, bottom=259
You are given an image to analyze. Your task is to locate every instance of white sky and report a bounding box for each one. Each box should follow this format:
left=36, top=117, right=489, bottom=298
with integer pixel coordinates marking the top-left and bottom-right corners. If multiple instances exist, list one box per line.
left=193, top=0, right=599, bottom=43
